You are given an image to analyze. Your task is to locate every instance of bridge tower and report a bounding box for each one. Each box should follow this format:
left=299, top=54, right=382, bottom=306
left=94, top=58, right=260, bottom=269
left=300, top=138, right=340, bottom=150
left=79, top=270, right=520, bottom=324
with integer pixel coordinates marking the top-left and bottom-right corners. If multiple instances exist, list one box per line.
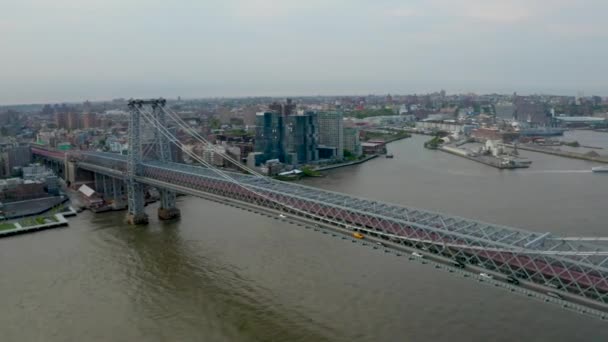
left=151, top=100, right=181, bottom=221
left=126, top=99, right=148, bottom=225
left=126, top=99, right=181, bottom=225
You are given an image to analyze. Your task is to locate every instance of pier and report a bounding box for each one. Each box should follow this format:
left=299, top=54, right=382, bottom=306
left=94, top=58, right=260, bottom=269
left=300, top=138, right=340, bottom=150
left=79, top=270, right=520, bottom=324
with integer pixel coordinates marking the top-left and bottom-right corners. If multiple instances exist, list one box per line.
left=439, top=145, right=530, bottom=169
left=0, top=207, right=77, bottom=238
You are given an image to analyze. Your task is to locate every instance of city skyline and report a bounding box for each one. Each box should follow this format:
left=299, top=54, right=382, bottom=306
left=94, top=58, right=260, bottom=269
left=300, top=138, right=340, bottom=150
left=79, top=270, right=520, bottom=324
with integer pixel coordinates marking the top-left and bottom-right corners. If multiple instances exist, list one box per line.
left=2, top=0, right=608, bottom=104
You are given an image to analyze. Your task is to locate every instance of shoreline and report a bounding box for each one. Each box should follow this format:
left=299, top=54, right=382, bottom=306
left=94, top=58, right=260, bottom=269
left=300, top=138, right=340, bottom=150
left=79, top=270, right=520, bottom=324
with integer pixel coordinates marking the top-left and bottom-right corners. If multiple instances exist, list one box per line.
left=314, top=154, right=379, bottom=172
left=503, top=143, right=608, bottom=164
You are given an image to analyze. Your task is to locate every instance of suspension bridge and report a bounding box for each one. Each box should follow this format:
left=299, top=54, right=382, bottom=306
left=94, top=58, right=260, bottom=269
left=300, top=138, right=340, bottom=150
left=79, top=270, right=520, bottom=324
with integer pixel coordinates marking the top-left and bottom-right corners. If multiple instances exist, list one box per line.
left=31, top=99, right=608, bottom=318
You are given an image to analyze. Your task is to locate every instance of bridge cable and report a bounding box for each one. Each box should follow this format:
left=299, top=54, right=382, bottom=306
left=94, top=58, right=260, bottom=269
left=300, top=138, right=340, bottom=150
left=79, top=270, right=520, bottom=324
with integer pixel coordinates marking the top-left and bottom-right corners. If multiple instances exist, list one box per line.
left=137, top=107, right=608, bottom=259
left=160, top=106, right=265, bottom=178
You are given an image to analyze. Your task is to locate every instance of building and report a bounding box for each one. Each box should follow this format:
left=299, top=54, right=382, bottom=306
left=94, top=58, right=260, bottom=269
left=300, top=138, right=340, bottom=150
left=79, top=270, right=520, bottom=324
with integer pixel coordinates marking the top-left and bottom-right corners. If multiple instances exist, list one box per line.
left=37, top=131, right=57, bottom=146
left=515, top=99, right=548, bottom=124
left=82, top=112, right=98, bottom=129
left=317, top=111, right=344, bottom=160
left=254, top=112, right=286, bottom=165
left=361, top=141, right=386, bottom=155
left=495, top=102, right=516, bottom=121
left=343, top=127, right=362, bottom=157
left=22, top=164, right=59, bottom=195
left=4, top=146, right=31, bottom=176
left=54, top=111, right=68, bottom=129
left=269, top=98, right=296, bottom=116
left=202, top=146, right=226, bottom=167
left=67, top=112, right=81, bottom=130
left=471, top=128, right=519, bottom=143
left=0, top=179, right=46, bottom=202
left=286, top=111, right=319, bottom=165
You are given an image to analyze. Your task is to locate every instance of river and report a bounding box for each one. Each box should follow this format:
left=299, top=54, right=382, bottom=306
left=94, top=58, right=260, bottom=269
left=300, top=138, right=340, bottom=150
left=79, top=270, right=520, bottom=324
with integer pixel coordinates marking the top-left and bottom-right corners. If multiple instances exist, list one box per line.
left=1, top=132, right=608, bottom=341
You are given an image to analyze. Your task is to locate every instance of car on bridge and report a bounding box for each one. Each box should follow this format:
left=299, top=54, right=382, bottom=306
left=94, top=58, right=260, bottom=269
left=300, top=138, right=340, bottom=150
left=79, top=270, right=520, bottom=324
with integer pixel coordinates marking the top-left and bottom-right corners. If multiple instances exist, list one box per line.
left=479, top=273, right=493, bottom=280
left=412, top=252, right=424, bottom=258
left=546, top=292, right=563, bottom=300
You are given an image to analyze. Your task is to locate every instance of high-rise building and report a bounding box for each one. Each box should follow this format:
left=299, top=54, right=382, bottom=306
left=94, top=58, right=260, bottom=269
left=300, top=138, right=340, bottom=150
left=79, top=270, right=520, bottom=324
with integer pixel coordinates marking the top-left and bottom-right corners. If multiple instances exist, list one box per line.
left=317, top=111, right=344, bottom=160
left=4, top=146, right=31, bottom=176
left=269, top=98, right=296, bottom=116
left=343, top=127, right=362, bottom=157
left=254, top=111, right=286, bottom=165
left=54, top=111, right=68, bottom=128
left=67, top=112, right=81, bottom=130
left=286, top=111, right=318, bottom=165
left=82, top=112, right=98, bottom=129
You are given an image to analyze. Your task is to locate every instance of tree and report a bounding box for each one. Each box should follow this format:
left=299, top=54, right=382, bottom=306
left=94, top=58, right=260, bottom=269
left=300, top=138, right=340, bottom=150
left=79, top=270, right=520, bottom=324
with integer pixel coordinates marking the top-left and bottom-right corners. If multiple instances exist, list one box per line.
left=209, top=118, right=221, bottom=129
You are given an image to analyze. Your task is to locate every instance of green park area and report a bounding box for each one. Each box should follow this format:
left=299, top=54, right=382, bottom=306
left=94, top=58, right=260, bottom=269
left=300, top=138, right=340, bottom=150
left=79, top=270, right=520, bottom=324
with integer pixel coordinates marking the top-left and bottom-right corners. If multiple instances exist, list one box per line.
left=0, top=223, right=17, bottom=231
left=19, top=215, right=58, bottom=227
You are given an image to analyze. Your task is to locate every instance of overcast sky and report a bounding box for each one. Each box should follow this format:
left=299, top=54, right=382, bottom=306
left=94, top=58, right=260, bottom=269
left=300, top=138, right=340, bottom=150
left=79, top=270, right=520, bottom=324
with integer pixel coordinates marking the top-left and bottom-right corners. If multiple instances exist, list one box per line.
left=2, top=0, right=608, bottom=104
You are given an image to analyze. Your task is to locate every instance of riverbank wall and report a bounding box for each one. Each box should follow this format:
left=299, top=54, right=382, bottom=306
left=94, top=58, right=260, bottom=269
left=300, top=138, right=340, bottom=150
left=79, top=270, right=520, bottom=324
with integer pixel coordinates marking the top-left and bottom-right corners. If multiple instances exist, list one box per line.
left=314, top=155, right=378, bottom=172
left=504, top=144, right=608, bottom=164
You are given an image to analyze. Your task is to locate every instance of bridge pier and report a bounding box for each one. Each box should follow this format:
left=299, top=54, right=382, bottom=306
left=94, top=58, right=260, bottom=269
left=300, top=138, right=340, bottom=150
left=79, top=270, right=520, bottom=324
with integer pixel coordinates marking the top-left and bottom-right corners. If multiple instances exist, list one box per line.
left=111, top=178, right=127, bottom=210
left=157, top=188, right=180, bottom=220
left=158, top=207, right=181, bottom=220
left=127, top=212, right=149, bottom=225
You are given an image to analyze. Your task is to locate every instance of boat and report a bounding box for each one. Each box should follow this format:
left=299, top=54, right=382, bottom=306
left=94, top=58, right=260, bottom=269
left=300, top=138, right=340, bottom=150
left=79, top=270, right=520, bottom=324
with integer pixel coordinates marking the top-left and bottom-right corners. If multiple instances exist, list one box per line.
left=353, top=232, right=364, bottom=239
left=385, top=154, right=394, bottom=158
left=592, top=166, right=608, bottom=173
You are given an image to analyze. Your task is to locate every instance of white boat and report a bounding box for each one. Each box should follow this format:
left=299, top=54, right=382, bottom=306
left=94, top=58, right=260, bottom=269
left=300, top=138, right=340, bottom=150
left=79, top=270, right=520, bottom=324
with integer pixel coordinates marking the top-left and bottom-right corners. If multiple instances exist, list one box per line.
left=592, top=166, right=608, bottom=173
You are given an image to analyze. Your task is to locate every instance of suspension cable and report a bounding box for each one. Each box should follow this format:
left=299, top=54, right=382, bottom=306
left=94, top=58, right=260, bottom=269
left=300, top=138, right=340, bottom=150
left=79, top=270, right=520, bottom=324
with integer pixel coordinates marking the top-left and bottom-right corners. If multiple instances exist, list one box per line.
left=160, top=106, right=265, bottom=177
left=136, top=107, right=608, bottom=258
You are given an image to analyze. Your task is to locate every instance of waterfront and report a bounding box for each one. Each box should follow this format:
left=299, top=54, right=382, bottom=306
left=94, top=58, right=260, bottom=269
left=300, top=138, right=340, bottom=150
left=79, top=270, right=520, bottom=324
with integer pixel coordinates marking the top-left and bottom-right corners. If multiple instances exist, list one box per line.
left=2, top=133, right=608, bottom=341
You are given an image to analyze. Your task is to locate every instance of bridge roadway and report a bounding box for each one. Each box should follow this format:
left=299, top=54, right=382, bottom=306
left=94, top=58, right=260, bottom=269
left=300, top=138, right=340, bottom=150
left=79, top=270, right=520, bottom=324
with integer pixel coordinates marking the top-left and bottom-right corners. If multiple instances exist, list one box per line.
left=33, top=149, right=608, bottom=308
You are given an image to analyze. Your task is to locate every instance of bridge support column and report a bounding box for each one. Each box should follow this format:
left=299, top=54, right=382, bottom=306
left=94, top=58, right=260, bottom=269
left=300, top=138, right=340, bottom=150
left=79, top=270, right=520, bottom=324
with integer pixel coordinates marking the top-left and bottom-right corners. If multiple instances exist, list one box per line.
left=152, top=101, right=180, bottom=221
left=111, top=178, right=127, bottom=210
left=126, top=100, right=148, bottom=225
left=158, top=189, right=180, bottom=220
left=126, top=181, right=148, bottom=225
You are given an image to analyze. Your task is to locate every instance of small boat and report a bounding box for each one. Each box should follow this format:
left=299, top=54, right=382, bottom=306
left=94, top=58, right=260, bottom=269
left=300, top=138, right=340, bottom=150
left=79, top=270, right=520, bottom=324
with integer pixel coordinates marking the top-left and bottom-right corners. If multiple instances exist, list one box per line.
left=385, top=154, right=394, bottom=158
left=353, top=232, right=364, bottom=239
left=592, top=166, right=608, bottom=173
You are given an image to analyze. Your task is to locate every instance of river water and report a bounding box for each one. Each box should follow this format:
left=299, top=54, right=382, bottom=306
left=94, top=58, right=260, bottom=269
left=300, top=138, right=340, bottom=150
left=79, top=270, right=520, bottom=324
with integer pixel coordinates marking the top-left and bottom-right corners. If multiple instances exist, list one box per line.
left=1, top=132, right=608, bottom=341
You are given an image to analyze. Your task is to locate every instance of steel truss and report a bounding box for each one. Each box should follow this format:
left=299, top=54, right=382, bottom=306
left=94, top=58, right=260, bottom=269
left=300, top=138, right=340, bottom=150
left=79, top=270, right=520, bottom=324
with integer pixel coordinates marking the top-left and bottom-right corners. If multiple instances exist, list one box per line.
left=76, top=150, right=608, bottom=304
left=73, top=100, right=608, bottom=305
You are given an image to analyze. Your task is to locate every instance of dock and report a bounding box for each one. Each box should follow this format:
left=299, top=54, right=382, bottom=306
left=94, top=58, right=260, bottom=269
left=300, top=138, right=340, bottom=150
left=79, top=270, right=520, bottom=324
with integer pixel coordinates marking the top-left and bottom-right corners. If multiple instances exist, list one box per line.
left=439, top=145, right=530, bottom=169
left=0, top=207, right=77, bottom=238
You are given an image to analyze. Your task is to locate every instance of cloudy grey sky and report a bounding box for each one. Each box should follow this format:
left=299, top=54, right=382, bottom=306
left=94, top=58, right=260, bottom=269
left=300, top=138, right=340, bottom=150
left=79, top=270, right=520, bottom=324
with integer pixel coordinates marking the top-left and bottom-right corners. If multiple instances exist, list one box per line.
left=2, top=0, right=608, bottom=104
